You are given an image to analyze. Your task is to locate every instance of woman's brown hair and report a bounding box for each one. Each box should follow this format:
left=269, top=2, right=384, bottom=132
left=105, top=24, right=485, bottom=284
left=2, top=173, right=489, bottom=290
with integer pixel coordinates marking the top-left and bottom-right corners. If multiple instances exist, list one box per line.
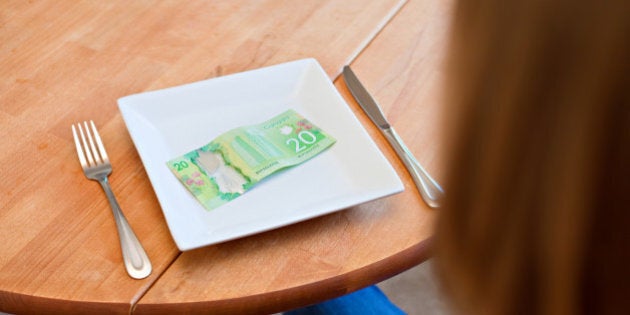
left=435, top=0, right=629, bottom=314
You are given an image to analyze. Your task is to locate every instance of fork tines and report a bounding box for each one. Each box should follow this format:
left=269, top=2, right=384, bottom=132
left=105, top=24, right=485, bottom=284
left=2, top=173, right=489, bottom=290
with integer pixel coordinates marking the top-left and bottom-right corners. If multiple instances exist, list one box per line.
left=72, top=121, right=109, bottom=168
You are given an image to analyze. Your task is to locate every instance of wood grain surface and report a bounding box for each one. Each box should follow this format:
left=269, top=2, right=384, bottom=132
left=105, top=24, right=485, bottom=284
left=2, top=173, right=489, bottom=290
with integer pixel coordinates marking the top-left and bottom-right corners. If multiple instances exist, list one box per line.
left=0, top=0, right=453, bottom=314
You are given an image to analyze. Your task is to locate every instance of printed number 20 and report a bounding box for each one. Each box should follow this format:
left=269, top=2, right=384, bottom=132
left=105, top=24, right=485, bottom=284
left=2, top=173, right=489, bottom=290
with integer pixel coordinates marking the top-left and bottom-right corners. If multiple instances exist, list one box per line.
left=173, top=161, right=188, bottom=171
left=286, top=130, right=317, bottom=152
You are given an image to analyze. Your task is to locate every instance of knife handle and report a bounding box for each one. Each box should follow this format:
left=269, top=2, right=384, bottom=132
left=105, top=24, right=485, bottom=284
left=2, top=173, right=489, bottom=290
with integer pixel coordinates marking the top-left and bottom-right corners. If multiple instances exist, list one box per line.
left=382, top=127, right=444, bottom=208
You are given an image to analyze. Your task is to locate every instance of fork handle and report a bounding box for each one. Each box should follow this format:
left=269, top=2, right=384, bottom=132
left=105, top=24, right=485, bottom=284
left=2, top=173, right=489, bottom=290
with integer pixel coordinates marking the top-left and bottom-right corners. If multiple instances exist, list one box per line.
left=98, top=178, right=152, bottom=279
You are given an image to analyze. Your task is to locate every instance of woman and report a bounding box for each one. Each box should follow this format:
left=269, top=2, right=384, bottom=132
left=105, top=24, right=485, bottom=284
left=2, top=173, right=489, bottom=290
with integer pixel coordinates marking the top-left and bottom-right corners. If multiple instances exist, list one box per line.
left=435, top=0, right=629, bottom=314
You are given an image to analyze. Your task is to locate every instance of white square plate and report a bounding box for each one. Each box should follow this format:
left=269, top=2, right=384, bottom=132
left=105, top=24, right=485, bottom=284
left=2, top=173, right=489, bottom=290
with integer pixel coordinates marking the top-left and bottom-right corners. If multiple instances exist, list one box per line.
left=118, top=59, right=403, bottom=251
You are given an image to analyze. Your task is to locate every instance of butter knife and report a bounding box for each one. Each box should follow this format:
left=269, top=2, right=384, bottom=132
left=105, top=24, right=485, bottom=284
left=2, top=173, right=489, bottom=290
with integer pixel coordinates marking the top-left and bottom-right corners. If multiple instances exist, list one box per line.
left=343, top=66, right=444, bottom=208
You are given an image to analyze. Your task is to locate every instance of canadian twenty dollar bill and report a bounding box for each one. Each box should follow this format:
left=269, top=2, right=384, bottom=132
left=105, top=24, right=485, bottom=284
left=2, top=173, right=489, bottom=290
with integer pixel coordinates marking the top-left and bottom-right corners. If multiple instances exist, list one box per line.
left=167, top=109, right=336, bottom=210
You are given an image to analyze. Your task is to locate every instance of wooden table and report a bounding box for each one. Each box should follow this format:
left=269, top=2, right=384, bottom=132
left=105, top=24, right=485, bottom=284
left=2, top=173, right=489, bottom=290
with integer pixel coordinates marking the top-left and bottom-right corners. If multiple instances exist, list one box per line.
left=0, top=0, right=453, bottom=314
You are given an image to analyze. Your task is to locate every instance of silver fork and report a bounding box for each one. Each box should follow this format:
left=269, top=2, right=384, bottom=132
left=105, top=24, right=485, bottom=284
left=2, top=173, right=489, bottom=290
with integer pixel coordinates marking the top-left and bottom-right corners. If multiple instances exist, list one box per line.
left=72, top=121, right=152, bottom=279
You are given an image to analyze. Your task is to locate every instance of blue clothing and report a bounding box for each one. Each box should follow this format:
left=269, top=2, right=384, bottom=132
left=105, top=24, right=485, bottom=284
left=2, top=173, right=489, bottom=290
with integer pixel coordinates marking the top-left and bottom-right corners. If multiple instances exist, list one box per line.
left=284, top=285, right=406, bottom=315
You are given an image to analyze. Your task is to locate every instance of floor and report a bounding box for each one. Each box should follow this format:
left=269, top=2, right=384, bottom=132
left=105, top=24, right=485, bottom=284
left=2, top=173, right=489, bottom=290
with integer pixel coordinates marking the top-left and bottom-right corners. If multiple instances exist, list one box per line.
left=377, top=260, right=451, bottom=315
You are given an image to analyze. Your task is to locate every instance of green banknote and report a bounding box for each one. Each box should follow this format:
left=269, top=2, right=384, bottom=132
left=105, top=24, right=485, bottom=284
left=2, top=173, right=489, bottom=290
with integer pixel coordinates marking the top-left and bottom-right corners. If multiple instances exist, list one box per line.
left=167, top=109, right=336, bottom=210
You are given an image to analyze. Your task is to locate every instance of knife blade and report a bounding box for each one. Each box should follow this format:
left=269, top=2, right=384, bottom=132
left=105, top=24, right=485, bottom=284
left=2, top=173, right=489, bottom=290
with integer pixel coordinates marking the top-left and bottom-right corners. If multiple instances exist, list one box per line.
left=343, top=65, right=444, bottom=208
